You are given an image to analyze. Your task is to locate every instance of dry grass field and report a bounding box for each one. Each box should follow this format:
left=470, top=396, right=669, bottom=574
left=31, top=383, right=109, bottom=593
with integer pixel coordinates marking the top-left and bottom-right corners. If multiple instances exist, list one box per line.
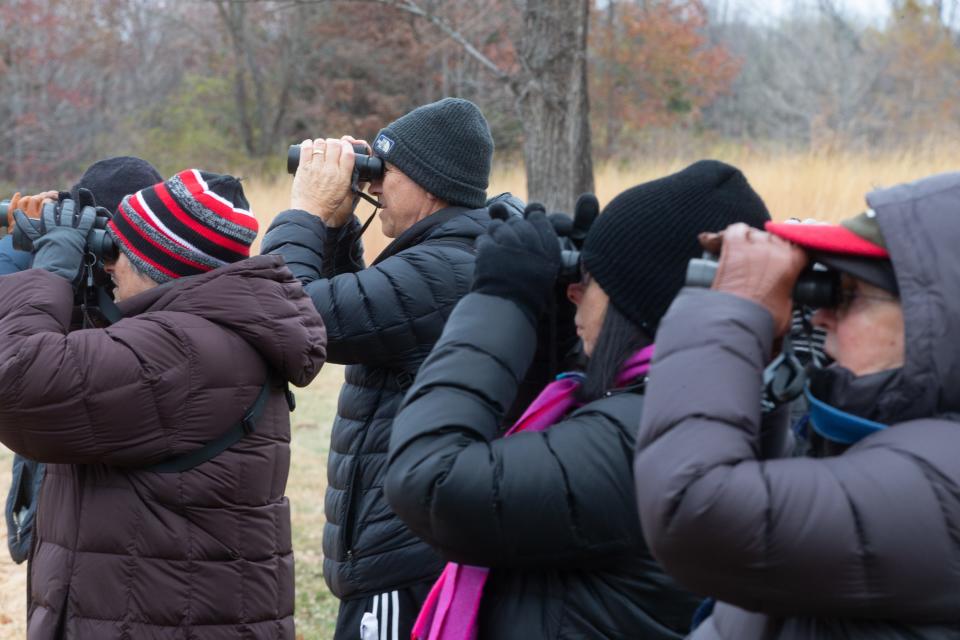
left=247, top=146, right=960, bottom=257
left=0, top=149, right=957, bottom=639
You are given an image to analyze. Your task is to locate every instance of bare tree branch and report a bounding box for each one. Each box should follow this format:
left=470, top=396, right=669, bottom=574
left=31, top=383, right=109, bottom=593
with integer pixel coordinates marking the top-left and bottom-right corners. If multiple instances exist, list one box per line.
left=268, top=0, right=512, bottom=82
left=376, top=0, right=510, bottom=81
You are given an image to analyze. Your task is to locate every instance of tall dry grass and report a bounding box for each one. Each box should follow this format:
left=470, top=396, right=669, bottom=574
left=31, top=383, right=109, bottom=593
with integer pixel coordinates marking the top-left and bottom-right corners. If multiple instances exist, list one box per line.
left=246, top=147, right=959, bottom=261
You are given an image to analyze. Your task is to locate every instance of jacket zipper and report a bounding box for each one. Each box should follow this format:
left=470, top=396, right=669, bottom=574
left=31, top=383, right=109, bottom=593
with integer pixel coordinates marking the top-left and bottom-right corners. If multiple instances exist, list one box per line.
left=341, top=381, right=387, bottom=562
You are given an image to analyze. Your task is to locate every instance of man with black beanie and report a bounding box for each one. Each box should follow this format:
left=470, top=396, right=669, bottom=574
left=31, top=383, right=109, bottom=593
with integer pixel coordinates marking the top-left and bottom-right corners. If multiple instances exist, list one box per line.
left=262, top=97, right=496, bottom=640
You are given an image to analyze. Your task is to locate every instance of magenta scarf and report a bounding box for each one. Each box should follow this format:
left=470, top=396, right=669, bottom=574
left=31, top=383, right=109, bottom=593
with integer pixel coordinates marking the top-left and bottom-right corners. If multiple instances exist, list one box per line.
left=411, top=345, right=655, bottom=640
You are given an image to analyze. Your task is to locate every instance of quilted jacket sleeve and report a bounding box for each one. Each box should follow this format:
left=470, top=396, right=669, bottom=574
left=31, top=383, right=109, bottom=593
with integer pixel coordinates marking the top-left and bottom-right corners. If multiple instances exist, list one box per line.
left=0, top=270, right=267, bottom=467
left=261, top=209, right=365, bottom=282
left=263, top=209, right=473, bottom=368
left=633, top=288, right=960, bottom=619
left=385, top=293, right=646, bottom=569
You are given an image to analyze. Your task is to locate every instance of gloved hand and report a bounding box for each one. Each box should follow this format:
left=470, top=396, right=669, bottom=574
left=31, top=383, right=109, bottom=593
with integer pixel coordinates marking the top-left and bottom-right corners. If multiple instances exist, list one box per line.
left=15, top=190, right=97, bottom=285
left=472, top=211, right=562, bottom=325
left=700, top=223, right=809, bottom=337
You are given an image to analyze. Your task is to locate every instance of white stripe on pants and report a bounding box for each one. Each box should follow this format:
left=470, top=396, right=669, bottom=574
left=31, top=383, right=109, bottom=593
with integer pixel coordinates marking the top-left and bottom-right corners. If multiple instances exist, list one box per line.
left=363, top=591, right=399, bottom=640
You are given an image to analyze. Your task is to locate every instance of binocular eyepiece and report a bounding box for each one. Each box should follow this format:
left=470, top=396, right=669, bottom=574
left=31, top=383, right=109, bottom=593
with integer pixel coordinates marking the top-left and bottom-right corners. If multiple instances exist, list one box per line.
left=686, top=254, right=840, bottom=308
left=287, top=142, right=384, bottom=183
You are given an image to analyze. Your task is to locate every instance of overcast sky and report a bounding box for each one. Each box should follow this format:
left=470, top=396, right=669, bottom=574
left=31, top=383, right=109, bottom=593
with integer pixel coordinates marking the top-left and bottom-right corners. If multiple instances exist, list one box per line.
left=714, top=0, right=891, bottom=26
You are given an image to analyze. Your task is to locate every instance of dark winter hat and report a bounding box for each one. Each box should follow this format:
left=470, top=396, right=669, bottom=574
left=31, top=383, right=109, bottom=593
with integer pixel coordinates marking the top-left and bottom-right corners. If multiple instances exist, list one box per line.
left=582, top=159, right=771, bottom=333
left=107, top=169, right=258, bottom=283
left=371, top=97, right=494, bottom=208
left=70, top=156, right=163, bottom=214
left=766, top=211, right=898, bottom=294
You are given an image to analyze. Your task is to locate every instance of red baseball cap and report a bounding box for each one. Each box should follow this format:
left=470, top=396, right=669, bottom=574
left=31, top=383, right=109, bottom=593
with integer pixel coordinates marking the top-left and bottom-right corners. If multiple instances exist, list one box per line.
left=765, top=210, right=888, bottom=258
left=766, top=211, right=898, bottom=294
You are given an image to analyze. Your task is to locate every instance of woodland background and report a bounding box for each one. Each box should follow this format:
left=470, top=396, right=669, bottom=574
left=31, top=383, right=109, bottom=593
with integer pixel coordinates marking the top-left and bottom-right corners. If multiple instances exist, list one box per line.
left=2, top=0, right=960, bottom=211
left=1, top=1, right=960, bottom=638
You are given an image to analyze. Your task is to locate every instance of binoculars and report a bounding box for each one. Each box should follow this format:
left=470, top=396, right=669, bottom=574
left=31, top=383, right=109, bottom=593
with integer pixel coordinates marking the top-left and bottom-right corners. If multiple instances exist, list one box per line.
left=11, top=200, right=118, bottom=263
left=686, top=254, right=839, bottom=308
left=287, top=142, right=384, bottom=183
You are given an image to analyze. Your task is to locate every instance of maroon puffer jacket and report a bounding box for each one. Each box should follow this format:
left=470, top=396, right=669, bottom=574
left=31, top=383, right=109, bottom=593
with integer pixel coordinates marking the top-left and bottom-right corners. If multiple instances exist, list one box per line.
left=0, top=255, right=326, bottom=640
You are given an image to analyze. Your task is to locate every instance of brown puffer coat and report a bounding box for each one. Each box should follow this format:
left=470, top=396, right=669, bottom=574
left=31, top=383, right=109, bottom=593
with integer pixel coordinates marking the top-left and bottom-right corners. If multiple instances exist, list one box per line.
left=0, top=255, right=326, bottom=640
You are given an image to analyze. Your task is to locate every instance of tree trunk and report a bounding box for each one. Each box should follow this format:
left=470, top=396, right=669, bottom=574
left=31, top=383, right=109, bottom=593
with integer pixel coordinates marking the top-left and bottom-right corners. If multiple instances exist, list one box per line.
left=514, top=0, right=594, bottom=212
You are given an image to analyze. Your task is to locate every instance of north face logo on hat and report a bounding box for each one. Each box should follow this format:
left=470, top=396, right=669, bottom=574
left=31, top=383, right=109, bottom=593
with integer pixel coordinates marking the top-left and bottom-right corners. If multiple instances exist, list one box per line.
left=374, top=134, right=394, bottom=155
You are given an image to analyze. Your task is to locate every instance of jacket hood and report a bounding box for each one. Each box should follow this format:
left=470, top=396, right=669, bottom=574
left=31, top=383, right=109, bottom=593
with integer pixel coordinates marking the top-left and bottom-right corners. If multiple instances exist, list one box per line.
left=860, top=171, right=960, bottom=421
left=117, top=254, right=326, bottom=386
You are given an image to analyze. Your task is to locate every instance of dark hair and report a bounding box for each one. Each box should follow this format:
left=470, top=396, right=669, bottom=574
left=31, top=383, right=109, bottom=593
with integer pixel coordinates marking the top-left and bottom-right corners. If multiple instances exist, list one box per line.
left=575, top=303, right=650, bottom=403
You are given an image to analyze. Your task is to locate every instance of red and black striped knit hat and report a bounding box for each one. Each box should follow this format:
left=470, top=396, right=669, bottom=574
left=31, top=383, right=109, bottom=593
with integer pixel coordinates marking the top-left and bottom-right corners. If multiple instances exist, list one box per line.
left=107, top=169, right=258, bottom=283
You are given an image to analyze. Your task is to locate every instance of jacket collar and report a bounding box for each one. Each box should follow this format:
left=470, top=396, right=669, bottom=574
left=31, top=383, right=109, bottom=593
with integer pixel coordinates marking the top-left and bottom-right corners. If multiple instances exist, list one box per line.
left=805, top=384, right=888, bottom=445
left=372, top=206, right=472, bottom=265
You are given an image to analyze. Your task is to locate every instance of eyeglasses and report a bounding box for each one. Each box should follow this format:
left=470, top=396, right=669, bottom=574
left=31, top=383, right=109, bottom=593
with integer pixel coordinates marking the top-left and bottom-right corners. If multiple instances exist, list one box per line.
left=835, top=288, right=898, bottom=315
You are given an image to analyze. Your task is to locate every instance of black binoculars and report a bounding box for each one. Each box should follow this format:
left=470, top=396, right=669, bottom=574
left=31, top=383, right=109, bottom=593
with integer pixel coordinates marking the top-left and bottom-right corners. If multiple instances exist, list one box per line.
left=686, top=254, right=839, bottom=308
left=287, top=142, right=384, bottom=183
left=12, top=201, right=118, bottom=263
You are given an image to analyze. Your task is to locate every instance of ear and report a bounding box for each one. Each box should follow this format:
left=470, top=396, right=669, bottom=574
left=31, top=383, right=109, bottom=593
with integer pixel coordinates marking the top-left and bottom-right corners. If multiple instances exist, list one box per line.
left=423, top=190, right=449, bottom=216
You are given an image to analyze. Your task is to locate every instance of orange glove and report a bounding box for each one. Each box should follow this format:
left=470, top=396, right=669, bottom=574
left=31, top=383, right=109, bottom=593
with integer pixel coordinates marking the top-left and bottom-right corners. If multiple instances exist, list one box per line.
left=7, top=190, right=58, bottom=230
left=699, top=223, right=809, bottom=337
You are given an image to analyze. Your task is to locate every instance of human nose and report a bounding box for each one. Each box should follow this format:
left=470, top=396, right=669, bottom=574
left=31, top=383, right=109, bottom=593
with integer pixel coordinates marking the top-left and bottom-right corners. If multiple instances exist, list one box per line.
left=567, top=282, right=584, bottom=306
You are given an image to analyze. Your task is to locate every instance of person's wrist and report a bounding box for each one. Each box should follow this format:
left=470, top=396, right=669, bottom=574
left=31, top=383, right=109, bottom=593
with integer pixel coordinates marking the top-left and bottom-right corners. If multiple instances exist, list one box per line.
left=289, top=199, right=322, bottom=218
left=324, top=211, right=348, bottom=228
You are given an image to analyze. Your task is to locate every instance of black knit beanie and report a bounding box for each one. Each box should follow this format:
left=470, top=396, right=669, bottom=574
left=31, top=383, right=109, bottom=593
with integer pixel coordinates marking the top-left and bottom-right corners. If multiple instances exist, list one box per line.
left=70, top=156, right=163, bottom=214
left=372, top=98, right=493, bottom=208
left=581, top=160, right=771, bottom=333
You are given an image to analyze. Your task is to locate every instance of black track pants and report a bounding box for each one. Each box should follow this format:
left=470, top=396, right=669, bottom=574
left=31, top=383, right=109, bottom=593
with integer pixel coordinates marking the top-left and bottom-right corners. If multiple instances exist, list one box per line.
left=333, top=580, right=434, bottom=640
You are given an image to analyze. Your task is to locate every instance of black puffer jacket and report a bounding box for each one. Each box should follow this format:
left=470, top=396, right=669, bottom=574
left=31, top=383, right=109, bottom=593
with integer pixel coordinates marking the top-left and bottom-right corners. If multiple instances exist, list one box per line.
left=385, top=293, right=701, bottom=639
left=262, top=207, right=490, bottom=599
left=634, top=172, right=960, bottom=639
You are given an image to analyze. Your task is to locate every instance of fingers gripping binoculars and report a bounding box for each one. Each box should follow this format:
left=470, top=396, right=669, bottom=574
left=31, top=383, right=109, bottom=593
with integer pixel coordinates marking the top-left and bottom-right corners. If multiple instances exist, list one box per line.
left=686, top=254, right=840, bottom=308
left=287, top=143, right=384, bottom=183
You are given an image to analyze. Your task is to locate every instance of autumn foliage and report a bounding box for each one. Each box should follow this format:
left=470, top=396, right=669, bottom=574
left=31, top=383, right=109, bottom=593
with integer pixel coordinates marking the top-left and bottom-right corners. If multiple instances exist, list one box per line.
left=590, top=1, right=739, bottom=154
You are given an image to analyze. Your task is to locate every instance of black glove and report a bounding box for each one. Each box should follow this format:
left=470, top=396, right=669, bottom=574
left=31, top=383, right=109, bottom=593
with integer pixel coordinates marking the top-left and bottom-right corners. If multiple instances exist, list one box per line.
left=472, top=211, right=562, bottom=325
left=15, top=192, right=97, bottom=285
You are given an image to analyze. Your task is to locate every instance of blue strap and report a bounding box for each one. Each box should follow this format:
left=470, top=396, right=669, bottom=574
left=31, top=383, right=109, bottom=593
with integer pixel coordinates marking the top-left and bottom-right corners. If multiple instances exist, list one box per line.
left=804, top=384, right=888, bottom=445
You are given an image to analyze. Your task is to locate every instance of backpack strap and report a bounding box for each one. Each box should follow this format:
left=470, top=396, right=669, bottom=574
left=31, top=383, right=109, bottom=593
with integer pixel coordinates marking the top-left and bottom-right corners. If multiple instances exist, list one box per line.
left=145, top=373, right=293, bottom=474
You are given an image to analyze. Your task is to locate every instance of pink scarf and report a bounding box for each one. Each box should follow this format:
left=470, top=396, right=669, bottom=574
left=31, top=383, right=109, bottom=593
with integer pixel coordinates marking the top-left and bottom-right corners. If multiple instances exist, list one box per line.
left=411, top=345, right=655, bottom=640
